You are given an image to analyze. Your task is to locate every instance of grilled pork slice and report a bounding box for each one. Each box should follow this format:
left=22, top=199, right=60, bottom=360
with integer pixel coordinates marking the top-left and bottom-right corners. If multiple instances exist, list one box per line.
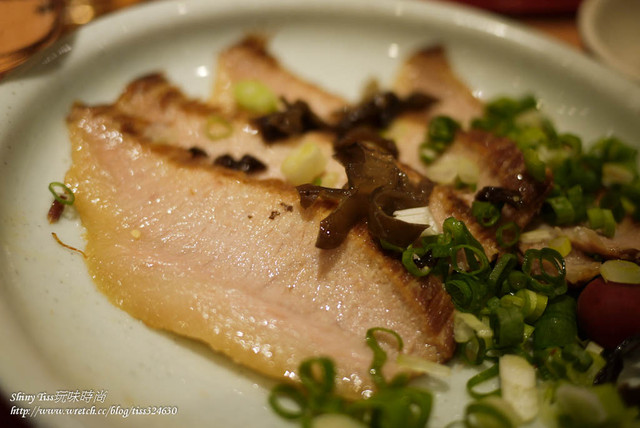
left=562, top=218, right=640, bottom=263
left=518, top=219, right=640, bottom=285
left=519, top=225, right=603, bottom=285
left=393, top=45, right=484, bottom=127
left=211, top=35, right=347, bottom=121
left=389, top=47, right=552, bottom=258
left=113, top=73, right=347, bottom=185
left=395, top=129, right=552, bottom=260
left=65, top=103, right=455, bottom=398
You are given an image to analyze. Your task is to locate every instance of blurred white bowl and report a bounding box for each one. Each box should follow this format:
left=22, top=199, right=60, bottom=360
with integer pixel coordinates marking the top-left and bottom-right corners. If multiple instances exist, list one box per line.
left=578, top=0, right=640, bottom=82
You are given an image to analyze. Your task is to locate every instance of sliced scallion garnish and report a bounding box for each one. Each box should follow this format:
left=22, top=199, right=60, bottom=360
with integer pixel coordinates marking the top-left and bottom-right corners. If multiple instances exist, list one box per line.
left=522, top=248, right=567, bottom=298
left=471, top=201, right=501, bottom=228
left=466, top=364, right=500, bottom=399
left=48, top=182, right=75, bottom=205
left=496, top=222, right=520, bottom=248
left=233, top=80, right=279, bottom=114
left=204, top=115, right=233, bottom=140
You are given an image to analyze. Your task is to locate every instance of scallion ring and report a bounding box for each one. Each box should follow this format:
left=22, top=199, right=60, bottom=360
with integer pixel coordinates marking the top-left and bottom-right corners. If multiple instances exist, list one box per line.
left=465, top=398, right=517, bottom=428
left=460, top=334, right=490, bottom=365
left=472, top=201, right=501, bottom=228
left=522, top=248, right=567, bottom=297
left=204, top=115, right=233, bottom=140
left=401, top=246, right=431, bottom=277
left=545, top=196, right=575, bottom=225
left=450, top=244, right=489, bottom=276
left=268, top=384, right=307, bottom=420
left=48, top=182, right=75, bottom=205
left=490, top=306, right=525, bottom=349
left=428, top=115, right=460, bottom=145
left=489, top=253, right=517, bottom=292
left=466, top=364, right=500, bottom=399
left=299, top=357, right=336, bottom=398
left=365, top=327, right=404, bottom=388
left=496, top=222, right=520, bottom=248
left=445, top=279, right=475, bottom=310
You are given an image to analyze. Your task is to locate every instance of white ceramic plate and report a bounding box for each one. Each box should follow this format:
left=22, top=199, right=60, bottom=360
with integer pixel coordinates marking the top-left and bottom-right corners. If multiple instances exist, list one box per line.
left=1, top=0, right=639, bottom=427
left=578, top=0, right=640, bottom=82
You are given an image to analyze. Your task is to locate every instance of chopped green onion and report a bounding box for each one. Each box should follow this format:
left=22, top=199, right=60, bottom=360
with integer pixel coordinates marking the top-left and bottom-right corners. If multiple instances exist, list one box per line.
left=269, top=329, right=435, bottom=428
left=499, top=295, right=524, bottom=311
left=490, top=306, right=524, bottom=348
left=396, top=354, right=452, bottom=379
left=311, top=414, right=367, bottom=428
left=401, top=245, right=431, bottom=277
left=554, top=382, right=640, bottom=427
left=496, top=222, right=520, bottom=248
left=602, top=162, right=635, bottom=187
left=466, top=364, right=500, bottom=399
left=561, top=343, right=594, bottom=373
left=299, top=357, right=336, bottom=398
left=515, top=289, right=548, bottom=323
left=464, top=396, right=521, bottom=428
left=519, top=228, right=555, bottom=244
left=445, top=278, right=475, bottom=310
left=548, top=235, right=572, bottom=257
left=204, top=115, right=233, bottom=140
left=522, top=248, right=567, bottom=298
left=503, top=271, right=528, bottom=294
left=545, top=196, right=575, bottom=225
left=419, top=116, right=460, bottom=165
left=599, top=189, right=626, bottom=222
left=499, top=354, right=538, bottom=422
left=558, top=133, right=582, bottom=154
left=600, top=259, right=640, bottom=284
left=268, top=384, right=307, bottom=420
left=523, top=323, right=535, bottom=341
left=281, top=141, right=328, bottom=185
left=233, top=80, right=279, bottom=114
left=48, top=182, right=75, bottom=205
left=419, top=145, right=439, bottom=164
left=523, top=148, right=546, bottom=182
left=566, top=185, right=587, bottom=223
left=621, top=195, right=637, bottom=216
left=532, top=295, right=577, bottom=350
left=456, top=158, right=480, bottom=187
left=454, top=311, right=493, bottom=343
left=365, top=327, right=403, bottom=388
left=587, top=207, right=616, bottom=238
left=445, top=276, right=489, bottom=313
left=460, top=333, right=491, bottom=365
left=427, top=116, right=460, bottom=145
left=379, top=239, right=405, bottom=253
left=486, top=95, right=537, bottom=119
left=472, top=201, right=501, bottom=228
left=535, top=348, right=568, bottom=380
left=450, top=244, right=489, bottom=276
left=589, top=136, right=638, bottom=165
left=489, top=253, right=517, bottom=293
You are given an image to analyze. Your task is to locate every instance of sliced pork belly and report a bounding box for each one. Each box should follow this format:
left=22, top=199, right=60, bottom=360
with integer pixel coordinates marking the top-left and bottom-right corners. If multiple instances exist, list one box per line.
left=393, top=129, right=552, bottom=259
left=112, top=73, right=347, bottom=185
left=393, top=45, right=484, bottom=127
left=65, top=103, right=455, bottom=398
left=519, top=225, right=602, bottom=285
left=519, top=217, right=640, bottom=283
left=562, top=218, right=640, bottom=263
left=211, top=35, right=347, bottom=121
left=388, top=47, right=552, bottom=257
